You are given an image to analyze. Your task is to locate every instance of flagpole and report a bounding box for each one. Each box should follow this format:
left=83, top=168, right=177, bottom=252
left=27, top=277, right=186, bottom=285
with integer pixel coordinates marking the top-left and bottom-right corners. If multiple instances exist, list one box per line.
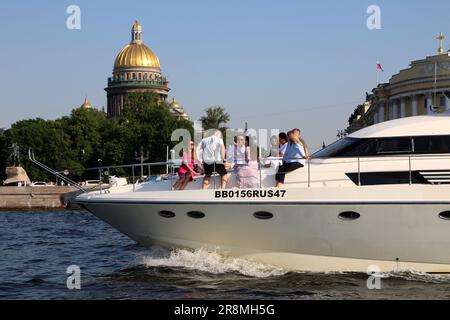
left=376, top=61, right=379, bottom=86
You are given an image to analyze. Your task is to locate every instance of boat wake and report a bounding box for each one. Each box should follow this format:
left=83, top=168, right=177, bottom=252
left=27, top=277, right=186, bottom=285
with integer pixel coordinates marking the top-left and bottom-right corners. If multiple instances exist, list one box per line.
left=383, top=270, right=450, bottom=283
left=137, top=247, right=450, bottom=283
left=139, top=246, right=287, bottom=278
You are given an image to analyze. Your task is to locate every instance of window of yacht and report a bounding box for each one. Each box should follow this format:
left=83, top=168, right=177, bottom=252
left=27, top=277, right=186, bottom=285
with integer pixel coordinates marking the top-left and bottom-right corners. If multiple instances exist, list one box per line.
left=413, top=136, right=450, bottom=154
left=312, top=137, right=382, bottom=157
left=313, top=136, right=450, bottom=158
left=158, top=211, right=176, bottom=218
left=375, top=137, right=412, bottom=154
left=439, top=211, right=450, bottom=220
left=187, top=211, right=206, bottom=219
left=253, top=211, right=274, bottom=220
left=338, top=139, right=377, bottom=157
left=346, top=171, right=426, bottom=186
left=338, top=211, right=361, bottom=221
left=312, top=138, right=359, bottom=158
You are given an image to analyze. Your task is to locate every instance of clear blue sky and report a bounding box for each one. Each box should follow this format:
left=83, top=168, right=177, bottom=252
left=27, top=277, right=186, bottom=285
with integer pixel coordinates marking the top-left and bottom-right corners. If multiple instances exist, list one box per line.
left=1, top=0, right=449, bottom=151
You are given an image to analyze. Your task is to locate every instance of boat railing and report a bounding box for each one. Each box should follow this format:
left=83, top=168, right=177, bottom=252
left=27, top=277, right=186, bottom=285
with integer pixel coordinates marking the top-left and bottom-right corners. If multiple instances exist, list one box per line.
left=28, top=148, right=450, bottom=193
left=28, top=148, right=87, bottom=192
left=73, top=161, right=180, bottom=193
left=274, top=153, right=450, bottom=187
left=28, top=148, right=180, bottom=193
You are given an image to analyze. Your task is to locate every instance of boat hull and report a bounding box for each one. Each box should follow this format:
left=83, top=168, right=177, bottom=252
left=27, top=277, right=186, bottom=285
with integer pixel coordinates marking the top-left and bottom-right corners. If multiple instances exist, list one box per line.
left=78, top=198, right=450, bottom=273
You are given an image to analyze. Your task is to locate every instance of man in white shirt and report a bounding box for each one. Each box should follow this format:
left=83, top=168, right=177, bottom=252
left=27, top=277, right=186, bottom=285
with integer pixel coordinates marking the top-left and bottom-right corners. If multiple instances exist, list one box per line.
left=197, top=130, right=228, bottom=189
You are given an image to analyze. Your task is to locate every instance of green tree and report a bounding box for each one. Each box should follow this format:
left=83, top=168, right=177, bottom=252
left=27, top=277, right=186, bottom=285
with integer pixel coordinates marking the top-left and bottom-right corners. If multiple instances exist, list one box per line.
left=5, top=118, right=73, bottom=181
left=0, top=129, right=7, bottom=181
left=96, top=117, right=134, bottom=177
left=60, top=108, right=108, bottom=170
left=1, top=92, right=195, bottom=181
left=122, top=92, right=193, bottom=165
left=200, top=106, right=230, bottom=130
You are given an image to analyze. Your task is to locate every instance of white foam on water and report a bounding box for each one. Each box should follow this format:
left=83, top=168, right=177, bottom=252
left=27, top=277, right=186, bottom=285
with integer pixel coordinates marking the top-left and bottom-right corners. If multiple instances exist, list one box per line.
left=383, top=270, right=450, bottom=283
left=138, top=247, right=450, bottom=282
left=140, top=247, right=287, bottom=278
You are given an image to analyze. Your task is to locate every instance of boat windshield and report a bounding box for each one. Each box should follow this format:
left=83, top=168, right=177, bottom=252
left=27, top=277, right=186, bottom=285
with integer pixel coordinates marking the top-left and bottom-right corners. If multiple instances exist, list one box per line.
left=312, top=138, right=359, bottom=158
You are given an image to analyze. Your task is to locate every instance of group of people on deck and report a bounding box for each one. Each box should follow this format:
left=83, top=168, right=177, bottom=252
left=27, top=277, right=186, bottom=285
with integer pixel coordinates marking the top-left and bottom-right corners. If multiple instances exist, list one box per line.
left=172, top=128, right=310, bottom=191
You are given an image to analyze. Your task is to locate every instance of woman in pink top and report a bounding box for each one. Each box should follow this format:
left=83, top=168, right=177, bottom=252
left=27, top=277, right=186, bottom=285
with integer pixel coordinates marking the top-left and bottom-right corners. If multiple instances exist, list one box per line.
left=172, top=141, right=198, bottom=190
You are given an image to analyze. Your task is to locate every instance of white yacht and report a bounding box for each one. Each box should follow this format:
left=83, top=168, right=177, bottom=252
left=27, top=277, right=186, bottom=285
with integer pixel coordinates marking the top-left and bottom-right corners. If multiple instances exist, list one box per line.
left=76, top=114, right=450, bottom=273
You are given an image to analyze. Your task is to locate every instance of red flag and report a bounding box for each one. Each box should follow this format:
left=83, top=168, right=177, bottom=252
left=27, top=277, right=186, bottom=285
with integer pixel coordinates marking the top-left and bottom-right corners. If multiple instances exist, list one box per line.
left=376, top=63, right=384, bottom=72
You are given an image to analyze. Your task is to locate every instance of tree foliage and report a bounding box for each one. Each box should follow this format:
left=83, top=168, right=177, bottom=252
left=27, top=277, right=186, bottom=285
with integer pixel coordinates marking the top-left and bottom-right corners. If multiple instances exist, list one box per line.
left=200, top=106, right=230, bottom=130
left=0, top=92, right=195, bottom=182
left=0, top=129, right=7, bottom=180
left=122, top=92, right=193, bottom=163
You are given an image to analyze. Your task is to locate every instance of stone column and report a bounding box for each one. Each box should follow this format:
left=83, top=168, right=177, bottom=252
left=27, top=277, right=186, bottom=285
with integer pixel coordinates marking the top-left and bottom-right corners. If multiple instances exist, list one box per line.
left=445, top=94, right=450, bottom=112
left=378, top=102, right=385, bottom=123
left=387, top=101, right=392, bottom=120
left=400, top=98, right=406, bottom=118
left=411, top=95, right=418, bottom=116
left=426, top=94, right=433, bottom=115
left=393, top=100, right=400, bottom=119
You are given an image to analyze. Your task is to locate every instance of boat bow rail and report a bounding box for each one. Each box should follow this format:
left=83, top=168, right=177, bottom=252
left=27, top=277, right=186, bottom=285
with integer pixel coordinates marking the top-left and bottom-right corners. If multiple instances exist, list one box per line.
left=28, top=148, right=86, bottom=192
left=28, top=148, right=179, bottom=193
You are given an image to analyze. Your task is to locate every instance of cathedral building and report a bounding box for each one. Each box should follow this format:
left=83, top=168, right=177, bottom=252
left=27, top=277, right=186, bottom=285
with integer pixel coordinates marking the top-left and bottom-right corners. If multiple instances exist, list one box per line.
left=105, top=21, right=189, bottom=120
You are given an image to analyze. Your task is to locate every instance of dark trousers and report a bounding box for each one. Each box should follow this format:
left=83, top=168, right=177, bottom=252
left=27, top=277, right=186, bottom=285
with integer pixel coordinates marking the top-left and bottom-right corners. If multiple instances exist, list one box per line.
left=275, top=162, right=303, bottom=183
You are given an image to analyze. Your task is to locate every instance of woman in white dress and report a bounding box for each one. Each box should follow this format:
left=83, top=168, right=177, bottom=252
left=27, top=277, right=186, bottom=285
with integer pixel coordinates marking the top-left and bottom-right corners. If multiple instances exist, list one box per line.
left=230, top=135, right=260, bottom=188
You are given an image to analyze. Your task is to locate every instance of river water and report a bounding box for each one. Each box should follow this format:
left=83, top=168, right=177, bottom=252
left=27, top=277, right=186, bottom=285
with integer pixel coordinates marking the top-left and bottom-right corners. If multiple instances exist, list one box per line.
left=1, top=210, right=450, bottom=300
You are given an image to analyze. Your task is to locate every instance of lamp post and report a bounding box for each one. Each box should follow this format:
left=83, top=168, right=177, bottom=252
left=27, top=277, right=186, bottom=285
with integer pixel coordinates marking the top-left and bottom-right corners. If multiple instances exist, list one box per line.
left=135, top=146, right=149, bottom=180
left=98, top=159, right=103, bottom=193
left=98, top=159, right=103, bottom=181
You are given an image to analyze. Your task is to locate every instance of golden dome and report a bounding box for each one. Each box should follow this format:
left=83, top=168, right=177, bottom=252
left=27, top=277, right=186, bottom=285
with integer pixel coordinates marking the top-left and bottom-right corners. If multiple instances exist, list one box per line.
left=169, top=97, right=190, bottom=120
left=114, top=21, right=161, bottom=69
left=114, top=44, right=161, bottom=69
left=170, top=97, right=179, bottom=107
left=80, top=97, right=92, bottom=109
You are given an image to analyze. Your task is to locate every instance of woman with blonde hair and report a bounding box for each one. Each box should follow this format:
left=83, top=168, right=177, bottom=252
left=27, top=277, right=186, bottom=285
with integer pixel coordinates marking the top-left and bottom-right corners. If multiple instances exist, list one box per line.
left=275, top=129, right=308, bottom=188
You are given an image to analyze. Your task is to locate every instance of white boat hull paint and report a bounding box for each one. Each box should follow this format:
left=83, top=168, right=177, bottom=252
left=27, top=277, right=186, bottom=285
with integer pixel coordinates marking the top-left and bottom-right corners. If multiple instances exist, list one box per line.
left=78, top=185, right=450, bottom=273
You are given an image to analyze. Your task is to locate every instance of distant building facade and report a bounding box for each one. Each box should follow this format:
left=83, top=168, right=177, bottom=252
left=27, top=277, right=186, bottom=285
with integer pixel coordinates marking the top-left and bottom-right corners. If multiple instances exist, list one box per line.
left=105, top=21, right=189, bottom=120
left=348, top=34, right=450, bottom=133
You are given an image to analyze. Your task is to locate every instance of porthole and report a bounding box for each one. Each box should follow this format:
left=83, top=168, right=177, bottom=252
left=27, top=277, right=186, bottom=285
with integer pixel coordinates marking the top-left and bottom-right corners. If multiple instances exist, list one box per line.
left=253, top=211, right=274, bottom=220
left=439, top=211, right=450, bottom=220
left=187, top=211, right=205, bottom=219
left=158, top=210, right=176, bottom=218
left=338, top=211, right=360, bottom=221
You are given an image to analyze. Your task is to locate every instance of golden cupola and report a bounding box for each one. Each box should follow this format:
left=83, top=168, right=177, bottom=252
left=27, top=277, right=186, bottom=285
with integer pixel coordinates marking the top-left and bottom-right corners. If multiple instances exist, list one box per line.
left=79, top=97, right=93, bottom=110
left=113, top=21, right=161, bottom=70
left=169, top=97, right=190, bottom=121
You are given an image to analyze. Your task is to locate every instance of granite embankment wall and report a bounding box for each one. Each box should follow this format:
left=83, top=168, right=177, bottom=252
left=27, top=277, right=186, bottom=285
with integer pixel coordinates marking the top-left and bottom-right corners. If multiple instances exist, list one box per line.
left=0, top=186, right=82, bottom=210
